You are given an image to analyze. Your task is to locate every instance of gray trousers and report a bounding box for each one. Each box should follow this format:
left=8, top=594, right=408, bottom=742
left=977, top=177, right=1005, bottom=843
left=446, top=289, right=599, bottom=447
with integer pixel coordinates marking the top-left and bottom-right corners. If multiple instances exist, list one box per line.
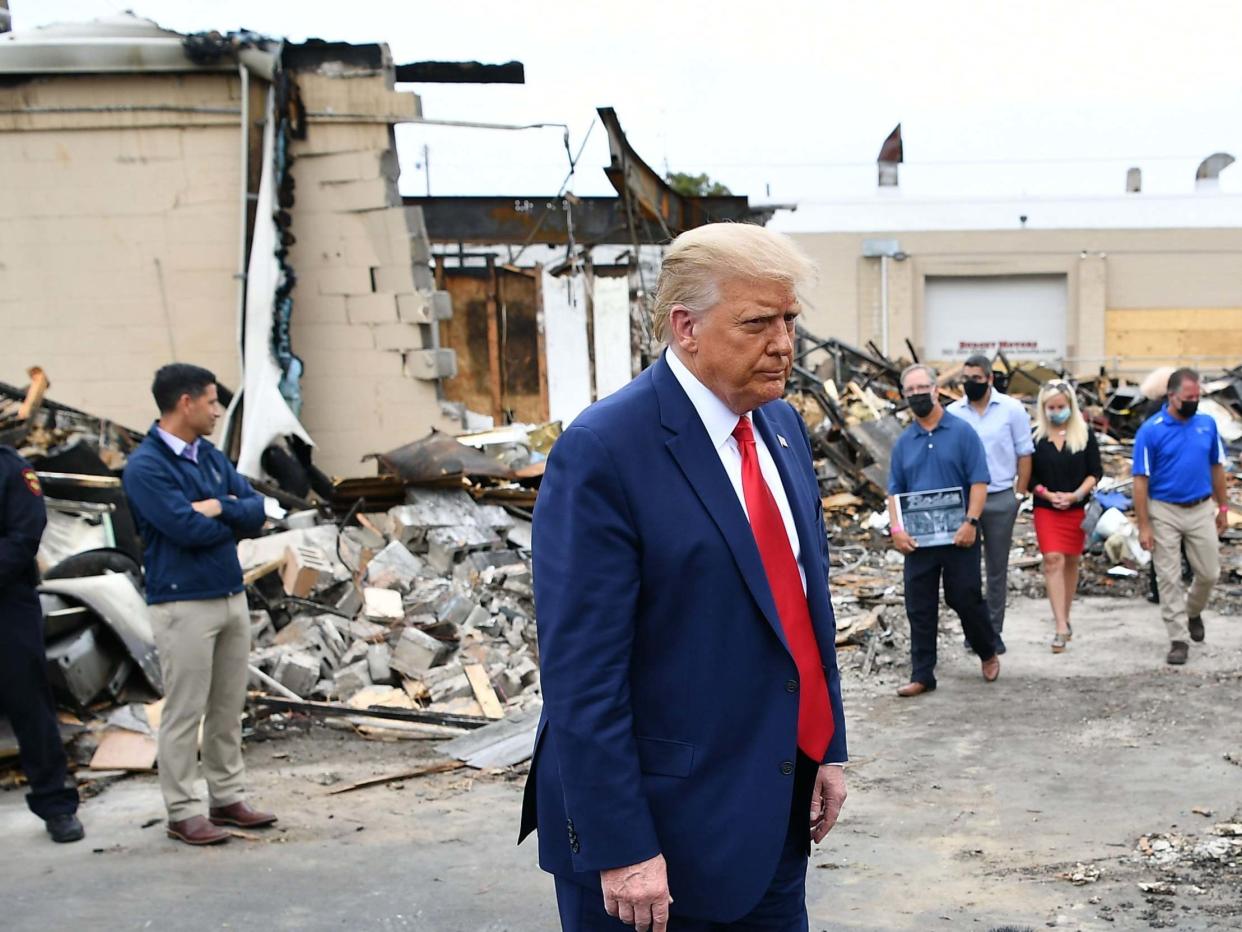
left=148, top=593, right=251, bottom=821
left=979, top=489, right=1020, bottom=635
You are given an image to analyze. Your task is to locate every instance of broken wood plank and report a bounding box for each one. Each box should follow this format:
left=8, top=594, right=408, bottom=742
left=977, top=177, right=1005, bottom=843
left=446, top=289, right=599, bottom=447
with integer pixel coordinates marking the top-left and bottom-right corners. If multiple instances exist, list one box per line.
left=17, top=366, right=49, bottom=420
left=835, top=607, right=885, bottom=646
left=326, top=760, right=465, bottom=795
left=251, top=695, right=491, bottom=730
left=243, top=558, right=285, bottom=586
left=822, top=492, right=865, bottom=511
left=89, top=728, right=157, bottom=771
left=463, top=663, right=505, bottom=720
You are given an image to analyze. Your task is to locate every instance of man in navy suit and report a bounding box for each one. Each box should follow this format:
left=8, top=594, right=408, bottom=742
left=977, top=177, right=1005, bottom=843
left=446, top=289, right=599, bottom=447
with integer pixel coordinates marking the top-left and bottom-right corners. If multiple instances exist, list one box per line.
left=521, top=223, right=848, bottom=931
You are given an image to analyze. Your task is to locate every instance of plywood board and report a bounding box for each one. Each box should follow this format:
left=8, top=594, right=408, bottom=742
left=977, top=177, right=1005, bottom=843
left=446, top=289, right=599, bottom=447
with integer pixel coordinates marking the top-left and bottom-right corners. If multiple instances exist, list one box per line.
left=463, top=664, right=505, bottom=720
left=89, top=729, right=157, bottom=771
left=438, top=266, right=546, bottom=423
left=1107, top=308, right=1242, bottom=363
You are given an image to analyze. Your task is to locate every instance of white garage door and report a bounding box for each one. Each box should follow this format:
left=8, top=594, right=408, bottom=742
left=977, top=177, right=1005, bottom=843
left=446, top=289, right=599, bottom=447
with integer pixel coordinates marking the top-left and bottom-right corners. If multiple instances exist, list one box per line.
left=923, top=274, right=1067, bottom=362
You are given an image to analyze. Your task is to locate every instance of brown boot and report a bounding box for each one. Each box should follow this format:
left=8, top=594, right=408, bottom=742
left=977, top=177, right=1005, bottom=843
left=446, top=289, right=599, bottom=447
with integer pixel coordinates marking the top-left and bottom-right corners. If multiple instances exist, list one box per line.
left=209, top=801, right=278, bottom=828
left=1166, top=641, right=1189, bottom=665
left=896, top=681, right=934, bottom=698
left=981, top=655, right=1001, bottom=682
left=168, top=815, right=230, bottom=846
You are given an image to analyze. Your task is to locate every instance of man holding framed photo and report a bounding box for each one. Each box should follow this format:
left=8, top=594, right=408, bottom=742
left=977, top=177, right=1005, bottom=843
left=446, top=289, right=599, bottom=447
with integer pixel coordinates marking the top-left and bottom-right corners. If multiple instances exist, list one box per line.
left=887, top=364, right=1000, bottom=698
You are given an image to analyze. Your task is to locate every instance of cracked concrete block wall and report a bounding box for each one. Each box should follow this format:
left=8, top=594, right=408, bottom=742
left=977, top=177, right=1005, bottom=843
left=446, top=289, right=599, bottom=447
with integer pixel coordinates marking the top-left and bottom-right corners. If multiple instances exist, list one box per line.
left=286, top=60, right=456, bottom=477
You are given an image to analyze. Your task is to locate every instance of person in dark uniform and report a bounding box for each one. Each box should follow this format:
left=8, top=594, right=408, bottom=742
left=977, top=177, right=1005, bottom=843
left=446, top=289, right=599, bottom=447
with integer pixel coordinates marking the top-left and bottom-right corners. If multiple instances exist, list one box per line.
left=0, top=445, right=84, bottom=843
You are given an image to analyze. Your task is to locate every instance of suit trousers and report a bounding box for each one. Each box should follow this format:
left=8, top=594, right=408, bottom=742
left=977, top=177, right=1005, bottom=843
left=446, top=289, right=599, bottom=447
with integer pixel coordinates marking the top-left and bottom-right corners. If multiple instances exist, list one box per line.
left=1150, top=499, right=1220, bottom=643
left=0, top=586, right=79, bottom=820
left=554, top=754, right=818, bottom=931
left=978, top=489, right=1019, bottom=636
left=148, top=592, right=250, bottom=821
left=904, top=542, right=996, bottom=688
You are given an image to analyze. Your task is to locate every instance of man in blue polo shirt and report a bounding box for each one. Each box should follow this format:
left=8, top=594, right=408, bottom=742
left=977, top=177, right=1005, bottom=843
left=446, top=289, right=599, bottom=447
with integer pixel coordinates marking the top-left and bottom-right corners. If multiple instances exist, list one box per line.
left=947, top=354, right=1034, bottom=652
left=1133, top=367, right=1229, bottom=666
left=888, top=364, right=1000, bottom=697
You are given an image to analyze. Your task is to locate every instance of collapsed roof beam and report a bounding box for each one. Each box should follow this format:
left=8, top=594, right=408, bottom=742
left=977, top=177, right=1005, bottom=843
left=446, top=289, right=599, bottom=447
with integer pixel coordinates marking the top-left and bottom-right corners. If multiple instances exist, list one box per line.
left=395, top=60, right=525, bottom=84
left=405, top=194, right=768, bottom=246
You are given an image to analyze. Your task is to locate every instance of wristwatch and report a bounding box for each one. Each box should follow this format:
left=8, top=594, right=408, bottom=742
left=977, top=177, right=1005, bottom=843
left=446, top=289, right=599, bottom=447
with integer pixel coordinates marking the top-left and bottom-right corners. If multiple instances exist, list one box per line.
left=967, top=516, right=980, bottom=528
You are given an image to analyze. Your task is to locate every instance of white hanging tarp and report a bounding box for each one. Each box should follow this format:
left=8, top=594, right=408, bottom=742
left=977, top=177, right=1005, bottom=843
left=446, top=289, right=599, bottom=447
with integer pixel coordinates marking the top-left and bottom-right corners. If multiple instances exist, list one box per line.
left=226, top=87, right=313, bottom=478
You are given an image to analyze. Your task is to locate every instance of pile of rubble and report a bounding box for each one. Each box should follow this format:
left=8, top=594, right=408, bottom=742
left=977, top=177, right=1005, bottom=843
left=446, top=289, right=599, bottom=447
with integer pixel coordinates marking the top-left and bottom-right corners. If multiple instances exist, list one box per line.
left=243, top=487, right=540, bottom=725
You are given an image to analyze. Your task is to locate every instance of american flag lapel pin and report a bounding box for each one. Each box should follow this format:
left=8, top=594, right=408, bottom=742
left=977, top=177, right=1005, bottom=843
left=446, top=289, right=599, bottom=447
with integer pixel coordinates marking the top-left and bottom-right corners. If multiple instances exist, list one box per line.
left=777, top=434, right=788, bottom=448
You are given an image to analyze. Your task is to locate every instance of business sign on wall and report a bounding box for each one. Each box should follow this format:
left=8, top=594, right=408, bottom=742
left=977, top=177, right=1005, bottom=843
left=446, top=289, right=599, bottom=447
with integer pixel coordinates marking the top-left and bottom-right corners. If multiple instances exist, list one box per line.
left=924, top=274, right=1068, bottom=362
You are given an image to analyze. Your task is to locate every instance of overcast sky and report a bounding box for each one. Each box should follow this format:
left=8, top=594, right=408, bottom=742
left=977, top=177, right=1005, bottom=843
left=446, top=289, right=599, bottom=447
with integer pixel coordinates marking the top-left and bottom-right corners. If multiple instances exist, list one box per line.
left=18, top=0, right=1242, bottom=210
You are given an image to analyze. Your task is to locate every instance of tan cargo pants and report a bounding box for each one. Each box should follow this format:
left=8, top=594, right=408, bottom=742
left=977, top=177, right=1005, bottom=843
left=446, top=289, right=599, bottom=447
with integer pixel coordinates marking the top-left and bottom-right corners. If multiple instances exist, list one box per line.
left=148, top=592, right=251, bottom=821
left=1150, top=499, right=1220, bottom=643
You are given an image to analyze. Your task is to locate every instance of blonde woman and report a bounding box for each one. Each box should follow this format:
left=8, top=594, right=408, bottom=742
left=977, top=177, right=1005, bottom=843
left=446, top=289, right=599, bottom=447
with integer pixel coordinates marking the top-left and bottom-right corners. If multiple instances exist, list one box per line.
left=1019, top=380, right=1103, bottom=652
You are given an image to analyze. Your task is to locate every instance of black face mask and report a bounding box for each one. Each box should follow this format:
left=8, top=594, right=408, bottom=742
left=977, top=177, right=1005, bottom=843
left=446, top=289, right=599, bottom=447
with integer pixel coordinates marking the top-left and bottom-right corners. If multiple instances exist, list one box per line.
left=964, top=381, right=990, bottom=402
left=992, top=372, right=1009, bottom=394
left=908, top=393, right=935, bottom=418
left=1177, top=399, right=1199, bottom=419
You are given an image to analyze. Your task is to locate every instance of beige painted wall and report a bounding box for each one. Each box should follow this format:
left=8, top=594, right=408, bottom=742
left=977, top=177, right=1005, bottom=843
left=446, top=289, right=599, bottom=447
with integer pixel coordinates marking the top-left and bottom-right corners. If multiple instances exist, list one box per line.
left=0, top=68, right=453, bottom=477
left=0, top=73, right=243, bottom=425
left=792, top=228, right=1242, bottom=372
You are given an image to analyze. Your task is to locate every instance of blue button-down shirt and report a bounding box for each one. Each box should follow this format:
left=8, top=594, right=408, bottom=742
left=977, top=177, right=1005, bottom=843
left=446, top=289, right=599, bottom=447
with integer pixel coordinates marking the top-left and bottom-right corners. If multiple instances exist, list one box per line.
left=947, top=390, right=1034, bottom=492
left=889, top=409, right=991, bottom=499
left=1132, top=406, right=1227, bottom=504
left=156, top=426, right=201, bottom=464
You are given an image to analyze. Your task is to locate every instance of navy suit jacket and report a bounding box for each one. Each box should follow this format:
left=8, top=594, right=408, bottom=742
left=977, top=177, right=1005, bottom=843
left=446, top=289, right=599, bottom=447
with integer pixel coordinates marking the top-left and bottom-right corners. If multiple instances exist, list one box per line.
left=520, top=354, right=847, bottom=923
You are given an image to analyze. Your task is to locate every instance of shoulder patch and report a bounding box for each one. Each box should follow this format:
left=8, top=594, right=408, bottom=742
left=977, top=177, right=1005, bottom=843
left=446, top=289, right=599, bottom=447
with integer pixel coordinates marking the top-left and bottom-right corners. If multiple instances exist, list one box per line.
left=22, top=468, right=43, bottom=496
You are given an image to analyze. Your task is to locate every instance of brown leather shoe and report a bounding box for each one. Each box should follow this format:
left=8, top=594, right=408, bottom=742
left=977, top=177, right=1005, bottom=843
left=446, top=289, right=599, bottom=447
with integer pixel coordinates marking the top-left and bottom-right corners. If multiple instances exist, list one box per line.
left=1166, top=641, right=1189, bottom=665
left=209, top=801, right=278, bottom=828
left=167, top=815, right=230, bottom=846
left=896, top=681, right=934, bottom=697
left=981, top=655, right=1001, bottom=682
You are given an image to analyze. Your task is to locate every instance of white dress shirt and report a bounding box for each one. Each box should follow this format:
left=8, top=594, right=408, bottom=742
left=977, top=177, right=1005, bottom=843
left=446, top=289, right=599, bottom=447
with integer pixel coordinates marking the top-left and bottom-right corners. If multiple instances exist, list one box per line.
left=666, top=350, right=807, bottom=593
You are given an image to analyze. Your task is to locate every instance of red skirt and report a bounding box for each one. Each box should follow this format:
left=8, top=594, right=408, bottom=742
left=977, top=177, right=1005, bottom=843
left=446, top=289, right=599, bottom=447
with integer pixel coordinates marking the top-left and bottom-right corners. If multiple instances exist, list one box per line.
left=1034, top=506, right=1086, bottom=555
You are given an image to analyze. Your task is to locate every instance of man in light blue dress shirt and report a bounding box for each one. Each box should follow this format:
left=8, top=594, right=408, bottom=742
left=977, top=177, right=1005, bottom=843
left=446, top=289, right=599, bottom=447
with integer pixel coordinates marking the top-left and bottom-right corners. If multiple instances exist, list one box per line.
left=947, top=355, right=1034, bottom=652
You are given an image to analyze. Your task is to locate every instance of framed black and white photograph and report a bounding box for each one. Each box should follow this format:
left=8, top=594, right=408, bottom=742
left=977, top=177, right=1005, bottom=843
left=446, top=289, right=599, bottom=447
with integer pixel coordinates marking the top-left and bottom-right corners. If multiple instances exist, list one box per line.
left=895, top=487, right=966, bottom=548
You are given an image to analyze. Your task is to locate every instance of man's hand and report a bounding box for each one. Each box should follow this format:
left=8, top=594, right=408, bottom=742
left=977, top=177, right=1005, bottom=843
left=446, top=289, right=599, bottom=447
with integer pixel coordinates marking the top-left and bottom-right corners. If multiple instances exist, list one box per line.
left=1216, top=508, right=1229, bottom=537
left=891, top=529, right=918, bottom=555
left=191, top=498, right=223, bottom=518
left=601, top=854, right=672, bottom=932
left=953, top=521, right=977, bottom=548
left=1139, top=522, right=1154, bottom=552
left=809, top=765, right=847, bottom=843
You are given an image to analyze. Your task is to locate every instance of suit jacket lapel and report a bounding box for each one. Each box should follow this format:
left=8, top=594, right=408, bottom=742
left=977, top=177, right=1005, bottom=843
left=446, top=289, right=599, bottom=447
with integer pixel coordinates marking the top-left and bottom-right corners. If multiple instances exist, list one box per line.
left=654, top=359, right=791, bottom=656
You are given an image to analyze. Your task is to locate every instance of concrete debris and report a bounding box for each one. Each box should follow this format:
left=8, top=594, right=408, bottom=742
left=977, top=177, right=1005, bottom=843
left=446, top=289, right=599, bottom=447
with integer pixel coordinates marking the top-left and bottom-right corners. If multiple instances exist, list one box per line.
left=1059, top=863, right=1101, bottom=885
left=272, top=651, right=321, bottom=698
left=282, top=545, right=334, bottom=597
left=363, top=587, right=404, bottom=621
left=365, top=540, right=425, bottom=591
left=391, top=627, right=453, bottom=678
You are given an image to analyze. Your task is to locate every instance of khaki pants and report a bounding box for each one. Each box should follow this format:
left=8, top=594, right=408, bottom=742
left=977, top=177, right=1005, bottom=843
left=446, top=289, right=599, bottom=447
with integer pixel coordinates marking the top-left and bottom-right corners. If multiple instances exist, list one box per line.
left=149, top=593, right=251, bottom=821
left=1150, top=499, right=1220, bottom=643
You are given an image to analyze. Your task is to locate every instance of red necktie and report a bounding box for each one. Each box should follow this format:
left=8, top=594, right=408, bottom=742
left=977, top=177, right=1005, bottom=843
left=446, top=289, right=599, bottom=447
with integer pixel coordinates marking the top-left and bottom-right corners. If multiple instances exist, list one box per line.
left=732, top=416, right=834, bottom=760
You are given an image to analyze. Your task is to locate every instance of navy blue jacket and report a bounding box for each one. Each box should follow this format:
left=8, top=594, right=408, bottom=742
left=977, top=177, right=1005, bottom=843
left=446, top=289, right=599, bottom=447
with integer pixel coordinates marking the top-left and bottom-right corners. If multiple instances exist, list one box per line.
left=520, top=354, right=847, bottom=923
left=122, top=424, right=266, bottom=605
left=0, top=445, right=48, bottom=594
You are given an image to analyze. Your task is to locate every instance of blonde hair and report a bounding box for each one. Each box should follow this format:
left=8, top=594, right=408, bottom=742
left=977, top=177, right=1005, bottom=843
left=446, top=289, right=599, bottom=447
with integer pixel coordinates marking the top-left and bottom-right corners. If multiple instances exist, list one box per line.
left=651, top=223, right=817, bottom=341
left=1034, top=380, right=1088, bottom=453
